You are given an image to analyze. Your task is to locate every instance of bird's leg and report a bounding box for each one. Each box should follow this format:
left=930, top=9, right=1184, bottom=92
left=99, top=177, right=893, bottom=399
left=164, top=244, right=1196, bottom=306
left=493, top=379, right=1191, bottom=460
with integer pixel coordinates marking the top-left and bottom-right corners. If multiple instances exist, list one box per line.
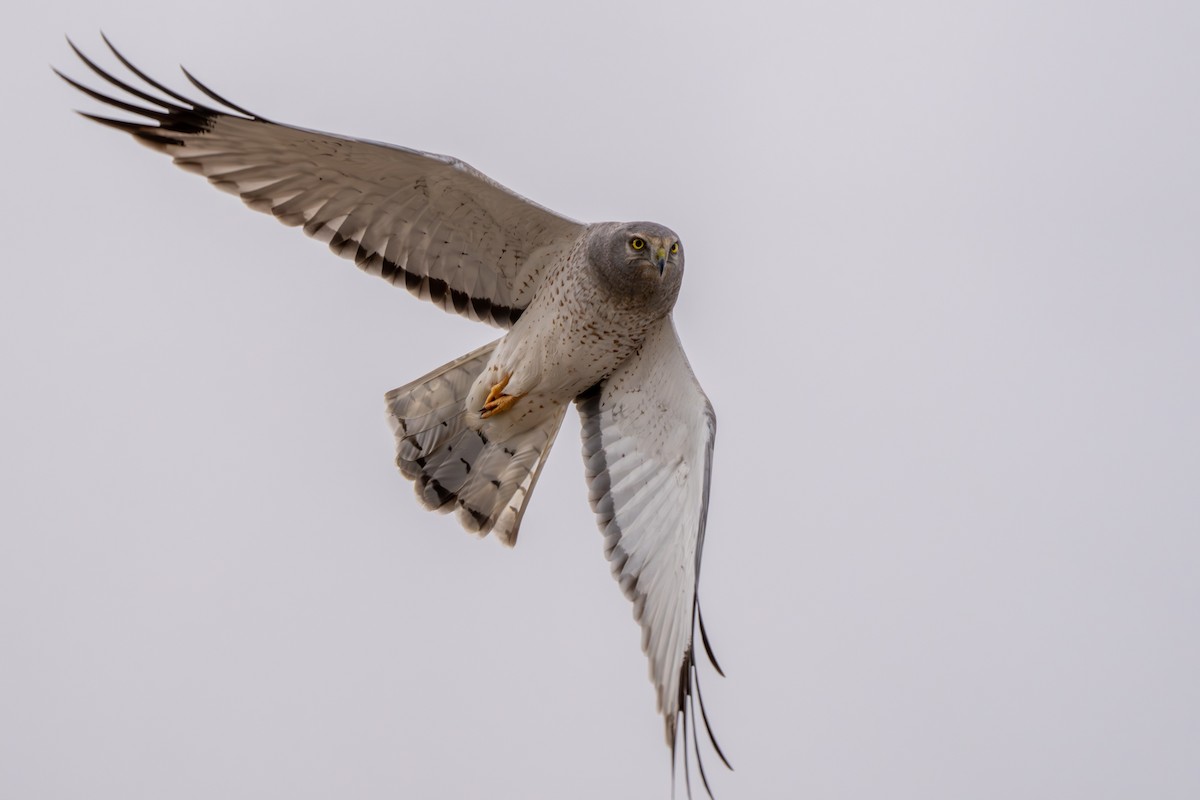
left=481, top=373, right=524, bottom=418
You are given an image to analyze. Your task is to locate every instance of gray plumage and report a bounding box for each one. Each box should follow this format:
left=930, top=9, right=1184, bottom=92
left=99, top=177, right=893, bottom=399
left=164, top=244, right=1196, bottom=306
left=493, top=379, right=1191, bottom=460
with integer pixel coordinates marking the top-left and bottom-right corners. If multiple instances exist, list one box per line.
left=58, top=35, right=728, bottom=797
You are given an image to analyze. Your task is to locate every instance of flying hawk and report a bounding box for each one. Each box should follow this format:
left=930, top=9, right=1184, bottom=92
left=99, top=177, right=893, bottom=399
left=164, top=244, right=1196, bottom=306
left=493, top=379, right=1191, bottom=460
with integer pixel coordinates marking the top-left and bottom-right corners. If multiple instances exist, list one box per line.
left=58, top=35, right=729, bottom=797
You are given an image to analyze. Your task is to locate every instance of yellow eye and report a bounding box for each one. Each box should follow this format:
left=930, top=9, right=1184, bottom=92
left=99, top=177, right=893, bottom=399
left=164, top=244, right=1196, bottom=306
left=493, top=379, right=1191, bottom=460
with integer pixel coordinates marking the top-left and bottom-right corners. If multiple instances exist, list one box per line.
left=630, top=237, right=645, bottom=251
left=670, top=242, right=680, bottom=254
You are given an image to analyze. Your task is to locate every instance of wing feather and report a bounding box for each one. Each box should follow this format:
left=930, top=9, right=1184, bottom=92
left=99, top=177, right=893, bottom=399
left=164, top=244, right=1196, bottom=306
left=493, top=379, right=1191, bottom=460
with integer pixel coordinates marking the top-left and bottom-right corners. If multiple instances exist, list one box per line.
left=576, top=318, right=729, bottom=796
left=58, top=37, right=585, bottom=328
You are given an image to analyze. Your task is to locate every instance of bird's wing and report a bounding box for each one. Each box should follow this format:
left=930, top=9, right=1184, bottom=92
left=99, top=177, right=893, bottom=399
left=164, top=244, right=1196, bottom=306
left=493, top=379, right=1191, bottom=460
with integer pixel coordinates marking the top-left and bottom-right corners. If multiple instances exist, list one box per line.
left=56, top=37, right=585, bottom=328
left=576, top=317, right=729, bottom=796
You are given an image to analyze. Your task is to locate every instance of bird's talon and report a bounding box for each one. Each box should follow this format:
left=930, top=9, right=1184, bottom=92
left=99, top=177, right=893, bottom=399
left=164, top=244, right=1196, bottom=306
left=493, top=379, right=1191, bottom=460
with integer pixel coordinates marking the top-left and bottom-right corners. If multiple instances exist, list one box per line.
left=483, top=374, right=511, bottom=407
left=481, top=374, right=521, bottom=418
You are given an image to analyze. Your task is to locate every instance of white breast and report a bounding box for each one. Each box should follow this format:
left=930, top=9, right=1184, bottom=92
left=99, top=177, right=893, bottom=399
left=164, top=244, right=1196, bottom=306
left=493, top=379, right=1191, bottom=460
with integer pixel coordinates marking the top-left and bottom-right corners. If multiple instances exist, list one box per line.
left=466, top=249, right=658, bottom=440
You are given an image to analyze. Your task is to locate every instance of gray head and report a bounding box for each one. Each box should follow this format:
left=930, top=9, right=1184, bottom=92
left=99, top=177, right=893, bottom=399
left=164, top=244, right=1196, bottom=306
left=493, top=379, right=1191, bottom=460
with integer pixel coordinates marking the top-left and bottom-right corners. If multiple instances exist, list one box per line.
left=586, top=221, right=684, bottom=317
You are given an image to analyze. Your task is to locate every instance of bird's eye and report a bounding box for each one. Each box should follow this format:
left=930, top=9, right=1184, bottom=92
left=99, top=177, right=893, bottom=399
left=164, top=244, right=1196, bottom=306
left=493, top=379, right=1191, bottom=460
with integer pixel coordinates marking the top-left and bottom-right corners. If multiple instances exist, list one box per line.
left=670, top=242, right=680, bottom=254
left=630, top=237, right=645, bottom=251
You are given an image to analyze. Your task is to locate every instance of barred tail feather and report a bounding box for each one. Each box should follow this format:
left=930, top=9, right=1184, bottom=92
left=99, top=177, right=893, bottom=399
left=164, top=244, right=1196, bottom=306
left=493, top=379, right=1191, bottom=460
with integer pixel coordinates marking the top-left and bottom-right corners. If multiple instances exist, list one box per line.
left=385, top=341, right=566, bottom=546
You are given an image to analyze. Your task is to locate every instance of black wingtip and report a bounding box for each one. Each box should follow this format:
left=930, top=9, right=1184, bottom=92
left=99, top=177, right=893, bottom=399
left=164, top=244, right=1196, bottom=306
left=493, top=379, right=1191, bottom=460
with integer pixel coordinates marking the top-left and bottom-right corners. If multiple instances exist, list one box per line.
left=698, top=604, right=725, bottom=678
left=65, top=34, right=89, bottom=64
left=57, top=35, right=267, bottom=144
left=694, top=666, right=733, bottom=771
left=97, top=33, right=223, bottom=114
left=689, top=679, right=716, bottom=800
left=74, top=112, right=186, bottom=147
left=670, top=723, right=679, bottom=798
left=681, top=689, right=694, bottom=800
left=669, top=600, right=731, bottom=798
left=54, top=67, right=160, bottom=121
left=180, top=65, right=263, bottom=120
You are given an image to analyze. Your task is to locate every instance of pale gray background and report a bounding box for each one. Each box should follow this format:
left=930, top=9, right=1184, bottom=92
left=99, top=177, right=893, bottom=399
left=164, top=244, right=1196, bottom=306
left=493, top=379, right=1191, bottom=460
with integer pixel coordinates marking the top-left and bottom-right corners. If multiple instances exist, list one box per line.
left=3, top=1, right=1198, bottom=798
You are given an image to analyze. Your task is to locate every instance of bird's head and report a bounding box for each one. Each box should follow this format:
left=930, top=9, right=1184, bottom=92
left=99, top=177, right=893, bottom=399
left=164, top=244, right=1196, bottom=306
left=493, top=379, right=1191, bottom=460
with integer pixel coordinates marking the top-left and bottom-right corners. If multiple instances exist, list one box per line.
left=587, top=221, right=684, bottom=315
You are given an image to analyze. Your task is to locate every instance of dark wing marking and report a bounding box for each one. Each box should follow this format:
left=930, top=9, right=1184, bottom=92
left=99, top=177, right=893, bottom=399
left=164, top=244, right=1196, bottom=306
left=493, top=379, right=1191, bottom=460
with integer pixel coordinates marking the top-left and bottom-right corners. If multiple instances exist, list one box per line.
left=57, top=37, right=586, bottom=328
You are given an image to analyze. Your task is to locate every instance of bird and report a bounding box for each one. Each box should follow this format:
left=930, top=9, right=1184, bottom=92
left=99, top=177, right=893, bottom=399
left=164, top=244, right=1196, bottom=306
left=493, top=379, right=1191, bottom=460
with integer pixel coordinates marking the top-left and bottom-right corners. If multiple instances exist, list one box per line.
left=58, top=35, right=730, bottom=797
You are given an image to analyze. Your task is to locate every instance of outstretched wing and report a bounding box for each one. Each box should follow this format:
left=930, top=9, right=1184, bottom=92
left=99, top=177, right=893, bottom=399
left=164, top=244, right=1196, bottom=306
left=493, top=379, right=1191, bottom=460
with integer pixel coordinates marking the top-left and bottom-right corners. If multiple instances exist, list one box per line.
left=576, top=318, right=729, bottom=797
left=56, top=37, right=585, bottom=328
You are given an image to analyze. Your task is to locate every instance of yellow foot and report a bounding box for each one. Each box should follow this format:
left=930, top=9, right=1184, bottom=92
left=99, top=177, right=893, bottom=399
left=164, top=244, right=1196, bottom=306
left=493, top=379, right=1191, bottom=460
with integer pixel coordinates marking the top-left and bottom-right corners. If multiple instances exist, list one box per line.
left=481, top=374, right=524, bottom=418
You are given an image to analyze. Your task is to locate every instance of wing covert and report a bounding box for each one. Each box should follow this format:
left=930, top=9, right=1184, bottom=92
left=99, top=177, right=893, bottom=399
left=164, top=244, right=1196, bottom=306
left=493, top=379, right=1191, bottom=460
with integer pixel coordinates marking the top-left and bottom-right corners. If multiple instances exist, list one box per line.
left=57, top=37, right=585, bottom=328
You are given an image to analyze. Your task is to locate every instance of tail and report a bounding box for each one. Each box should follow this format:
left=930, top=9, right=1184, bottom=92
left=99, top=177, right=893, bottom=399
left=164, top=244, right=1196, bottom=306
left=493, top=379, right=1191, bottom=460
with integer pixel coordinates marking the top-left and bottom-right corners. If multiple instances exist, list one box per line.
left=385, top=340, right=567, bottom=546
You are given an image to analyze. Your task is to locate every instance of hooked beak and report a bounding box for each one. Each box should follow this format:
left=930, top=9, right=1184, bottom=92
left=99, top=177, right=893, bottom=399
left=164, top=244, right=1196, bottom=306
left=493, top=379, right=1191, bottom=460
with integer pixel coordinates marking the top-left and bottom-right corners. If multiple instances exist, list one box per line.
left=654, top=248, right=667, bottom=276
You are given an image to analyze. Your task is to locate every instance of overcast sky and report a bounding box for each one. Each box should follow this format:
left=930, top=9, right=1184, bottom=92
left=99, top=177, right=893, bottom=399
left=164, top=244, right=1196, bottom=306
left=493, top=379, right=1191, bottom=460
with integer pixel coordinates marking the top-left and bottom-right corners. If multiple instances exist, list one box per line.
left=3, top=2, right=1198, bottom=798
